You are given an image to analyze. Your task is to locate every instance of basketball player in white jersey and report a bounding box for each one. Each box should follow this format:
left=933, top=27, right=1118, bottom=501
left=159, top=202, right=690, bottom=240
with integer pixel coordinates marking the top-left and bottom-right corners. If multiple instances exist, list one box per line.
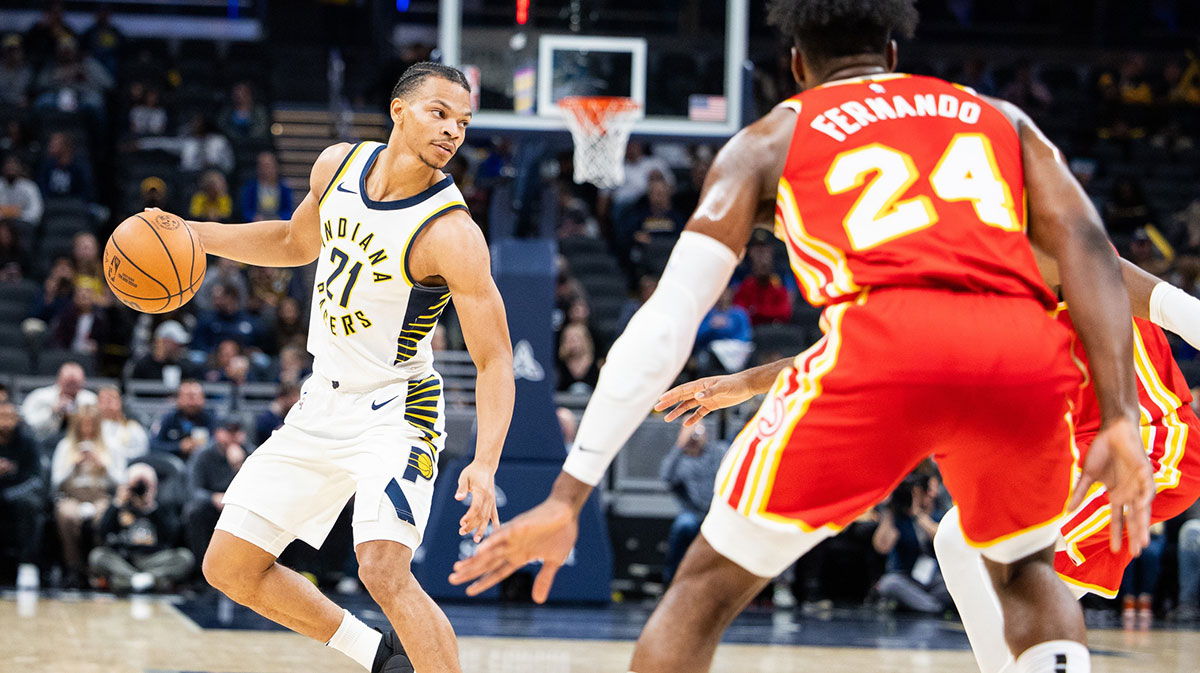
left=183, top=63, right=512, bottom=673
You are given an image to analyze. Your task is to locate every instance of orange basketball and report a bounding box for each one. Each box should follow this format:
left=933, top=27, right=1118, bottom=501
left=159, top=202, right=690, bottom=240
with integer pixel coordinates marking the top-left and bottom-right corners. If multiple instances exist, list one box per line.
left=103, top=211, right=206, bottom=314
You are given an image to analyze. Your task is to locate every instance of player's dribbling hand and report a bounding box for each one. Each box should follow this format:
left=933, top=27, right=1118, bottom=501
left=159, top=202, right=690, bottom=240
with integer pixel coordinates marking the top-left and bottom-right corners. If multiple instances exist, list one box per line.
left=1069, top=416, right=1154, bottom=555
left=456, top=461, right=501, bottom=543
left=655, top=373, right=756, bottom=426
left=448, top=497, right=578, bottom=602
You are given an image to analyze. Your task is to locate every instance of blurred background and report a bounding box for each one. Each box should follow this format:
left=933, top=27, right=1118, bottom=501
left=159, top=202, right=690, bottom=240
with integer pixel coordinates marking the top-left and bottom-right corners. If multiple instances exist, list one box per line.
left=0, top=0, right=1197, bottom=632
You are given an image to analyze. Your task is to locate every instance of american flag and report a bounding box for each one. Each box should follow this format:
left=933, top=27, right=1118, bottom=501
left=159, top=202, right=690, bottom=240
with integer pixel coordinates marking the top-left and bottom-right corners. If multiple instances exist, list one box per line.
left=688, top=95, right=727, bottom=122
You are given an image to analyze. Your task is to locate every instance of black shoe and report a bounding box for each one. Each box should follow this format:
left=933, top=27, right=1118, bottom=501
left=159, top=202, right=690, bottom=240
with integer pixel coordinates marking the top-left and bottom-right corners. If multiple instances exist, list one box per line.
left=371, top=629, right=414, bottom=673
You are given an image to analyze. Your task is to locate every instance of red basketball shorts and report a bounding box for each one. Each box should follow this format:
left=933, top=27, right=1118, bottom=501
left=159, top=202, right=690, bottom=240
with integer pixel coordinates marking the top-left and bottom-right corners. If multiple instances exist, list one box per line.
left=704, top=287, right=1081, bottom=576
left=1055, top=404, right=1200, bottom=597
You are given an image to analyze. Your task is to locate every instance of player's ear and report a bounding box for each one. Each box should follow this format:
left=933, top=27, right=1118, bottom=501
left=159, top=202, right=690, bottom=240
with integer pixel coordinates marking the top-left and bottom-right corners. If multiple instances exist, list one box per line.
left=790, top=46, right=805, bottom=88
left=389, top=97, right=405, bottom=127
left=885, top=40, right=898, bottom=73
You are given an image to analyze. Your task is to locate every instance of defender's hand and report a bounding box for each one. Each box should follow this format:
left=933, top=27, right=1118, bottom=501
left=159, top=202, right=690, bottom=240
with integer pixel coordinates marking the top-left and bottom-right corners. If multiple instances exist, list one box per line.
left=456, top=461, right=501, bottom=543
left=655, top=373, right=756, bottom=426
left=1068, top=416, right=1154, bottom=555
left=449, top=498, right=578, bottom=602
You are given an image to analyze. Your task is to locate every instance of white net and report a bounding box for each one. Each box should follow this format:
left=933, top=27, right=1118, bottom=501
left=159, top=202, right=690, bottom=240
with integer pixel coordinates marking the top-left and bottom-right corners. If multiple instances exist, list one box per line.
left=558, top=96, right=641, bottom=190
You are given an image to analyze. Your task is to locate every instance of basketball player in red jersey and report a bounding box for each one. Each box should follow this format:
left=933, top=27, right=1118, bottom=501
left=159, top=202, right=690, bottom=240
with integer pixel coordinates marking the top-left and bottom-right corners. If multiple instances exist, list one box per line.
left=450, top=2, right=1153, bottom=672
left=930, top=258, right=1200, bottom=673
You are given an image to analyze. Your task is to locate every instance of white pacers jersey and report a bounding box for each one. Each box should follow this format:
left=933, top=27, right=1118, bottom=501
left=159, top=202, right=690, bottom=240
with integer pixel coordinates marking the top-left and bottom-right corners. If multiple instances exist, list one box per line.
left=307, top=141, right=467, bottom=388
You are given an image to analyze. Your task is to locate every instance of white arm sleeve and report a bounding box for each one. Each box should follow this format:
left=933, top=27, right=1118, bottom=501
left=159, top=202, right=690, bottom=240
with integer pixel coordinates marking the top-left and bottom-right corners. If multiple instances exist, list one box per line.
left=562, top=231, right=739, bottom=486
left=1149, top=281, right=1200, bottom=350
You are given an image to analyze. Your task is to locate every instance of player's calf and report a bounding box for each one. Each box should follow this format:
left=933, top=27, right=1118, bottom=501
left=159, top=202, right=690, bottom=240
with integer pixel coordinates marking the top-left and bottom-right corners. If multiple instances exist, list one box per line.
left=985, top=550, right=1090, bottom=673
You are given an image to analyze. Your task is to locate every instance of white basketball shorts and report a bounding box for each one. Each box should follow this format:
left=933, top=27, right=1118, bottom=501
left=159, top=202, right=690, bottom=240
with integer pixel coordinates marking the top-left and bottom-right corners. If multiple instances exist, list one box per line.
left=217, top=371, right=446, bottom=556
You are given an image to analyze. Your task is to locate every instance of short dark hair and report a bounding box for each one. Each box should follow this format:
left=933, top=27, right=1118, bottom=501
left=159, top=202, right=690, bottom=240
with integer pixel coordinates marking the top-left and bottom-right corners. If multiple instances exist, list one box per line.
left=390, top=62, right=470, bottom=102
left=767, top=0, right=918, bottom=64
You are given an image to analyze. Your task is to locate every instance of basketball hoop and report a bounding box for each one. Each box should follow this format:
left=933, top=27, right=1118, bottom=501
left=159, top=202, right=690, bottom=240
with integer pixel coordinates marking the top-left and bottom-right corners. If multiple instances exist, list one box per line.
left=558, top=96, right=641, bottom=189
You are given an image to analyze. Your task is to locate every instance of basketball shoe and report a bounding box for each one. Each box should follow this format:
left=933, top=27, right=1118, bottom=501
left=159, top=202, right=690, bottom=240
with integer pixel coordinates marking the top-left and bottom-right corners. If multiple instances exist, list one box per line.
left=371, top=629, right=414, bottom=673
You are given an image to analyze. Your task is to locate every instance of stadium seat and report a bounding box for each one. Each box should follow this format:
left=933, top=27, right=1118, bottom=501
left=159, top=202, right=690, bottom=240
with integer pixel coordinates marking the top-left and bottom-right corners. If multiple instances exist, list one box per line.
left=0, top=347, right=31, bottom=375
left=752, top=323, right=814, bottom=360
left=36, top=350, right=97, bottom=377
left=558, top=236, right=609, bottom=257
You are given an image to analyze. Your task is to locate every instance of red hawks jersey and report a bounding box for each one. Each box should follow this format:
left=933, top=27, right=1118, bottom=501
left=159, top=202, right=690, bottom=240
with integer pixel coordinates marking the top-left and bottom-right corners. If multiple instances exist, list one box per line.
left=775, top=73, right=1055, bottom=308
left=1057, top=308, right=1194, bottom=438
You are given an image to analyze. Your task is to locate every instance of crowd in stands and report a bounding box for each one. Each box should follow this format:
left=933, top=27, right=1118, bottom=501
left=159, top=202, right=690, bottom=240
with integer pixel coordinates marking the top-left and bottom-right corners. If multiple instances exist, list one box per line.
left=0, top=3, right=1198, bottom=622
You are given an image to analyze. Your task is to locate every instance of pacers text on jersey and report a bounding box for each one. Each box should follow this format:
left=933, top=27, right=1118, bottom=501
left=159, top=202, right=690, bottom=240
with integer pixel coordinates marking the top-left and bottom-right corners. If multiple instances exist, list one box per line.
left=316, top=216, right=394, bottom=336
left=811, top=92, right=982, bottom=143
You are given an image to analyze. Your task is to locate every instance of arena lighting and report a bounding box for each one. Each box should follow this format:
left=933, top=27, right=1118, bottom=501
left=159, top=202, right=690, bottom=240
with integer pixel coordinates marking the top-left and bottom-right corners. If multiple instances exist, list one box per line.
left=517, top=0, right=529, bottom=25
left=397, top=0, right=410, bottom=10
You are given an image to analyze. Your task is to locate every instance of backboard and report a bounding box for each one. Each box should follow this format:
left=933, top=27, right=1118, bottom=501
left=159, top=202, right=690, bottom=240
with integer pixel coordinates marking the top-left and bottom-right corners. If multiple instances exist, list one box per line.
left=438, top=0, right=749, bottom=139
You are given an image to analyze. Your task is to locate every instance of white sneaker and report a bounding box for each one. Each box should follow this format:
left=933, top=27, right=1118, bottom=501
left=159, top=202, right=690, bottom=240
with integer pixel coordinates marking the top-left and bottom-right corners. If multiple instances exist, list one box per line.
left=16, top=564, right=39, bottom=591
left=130, top=572, right=155, bottom=593
left=773, top=584, right=797, bottom=609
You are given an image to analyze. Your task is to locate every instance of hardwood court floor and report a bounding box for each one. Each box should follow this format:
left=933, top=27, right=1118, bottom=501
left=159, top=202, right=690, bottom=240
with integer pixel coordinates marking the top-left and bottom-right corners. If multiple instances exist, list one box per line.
left=2, top=592, right=1198, bottom=673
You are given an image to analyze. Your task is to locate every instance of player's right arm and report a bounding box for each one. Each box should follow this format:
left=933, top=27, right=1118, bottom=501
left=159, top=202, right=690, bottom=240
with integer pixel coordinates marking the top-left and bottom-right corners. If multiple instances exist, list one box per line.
left=448, top=108, right=796, bottom=601
left=186, top=143, right=353, bottom=268
left=1002, top=100, right=1152, bottom=554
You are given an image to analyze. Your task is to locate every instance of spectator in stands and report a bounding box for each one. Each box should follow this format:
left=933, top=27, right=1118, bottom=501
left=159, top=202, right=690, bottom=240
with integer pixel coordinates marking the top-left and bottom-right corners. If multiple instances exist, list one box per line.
left=556, top=407, right=578, bottom=449
left=21, top=361, right=97, bottom=442
left=1, top=119, right=39, bottom=167
left=246, top=265, right=294, bottom=320
left=188, top=170, right=233, bottom=223
left=0, top=401, right=45, bottom=590
left=1105, top=177, right=1156, bottom=240
left=609, top=141, right=675, bottom=221
left=1129, top=226, right=1173, bottom=276
left=659, top=422, right=723, bottom=584
left=672, top=145, right=714, bottom=218
left=1162, top=56, right=1200, bottom=106
left=80, top=5, right=123, bottom=78
left=23, top=2, right=74, bottom=67
left=132, top=179, right=167, bottom=217
left=239, top=152, right=294, bottom=222
left=277, top=344, right=312, bottom=386
left=254, top=382, right=300, bottom=445
left=271, top=296, right=306, bottom=354
left=97, top=385, right=148, bottom=463
left=131, top=320, right=198, bottom=385
left=617, top=273, right=658, bottom=335
left=193, top=257, right=249, bottom=314
left=49, top=285, right=108, bottom=354
left=0, top=382, right=8, bottom=403
left=180, top=114, right=234, bottom=174
left=149, top=380, right=215, bottom=460
left=217, top=82, right=270, bottom=143
left=999, top=60, right=1053, bottom=113
left=1177, top=508, right=1200, bottom=623
left=956, top=57, right=996, bottom=96
left=556, top=322, right=598, bottom=394
left=89, top=462, right=193, bottom=594
left=71, top=231, right=103, bottom=292
left=0, top=34, right=32, bottom=107
left=620, top=174, right=686, bottom=265
left=31, top=256, right=75, bottom=324
left=734, top=232, right=793, bottom=326
left=871, top=474, right=951, bottom=614
left=192, top=282, right=258, bottom=353
left=52, top=404, right=122, bottom=587
left=33, top=35, right=113, bottom=118
left=127, top=86, right=167, bottom=137
left=1120, top=522, right=1166, bottom=629
left=0, top=155, right=44, bottom=228
left=695, top=287, right=752, bottom=353
left=184, top=416, right=247, bottom=564
left=0, top=220, right=26, bottom=281
left=37, top=132, right=95, bottom=202
left=1118, top=53, right=1155, bottom=105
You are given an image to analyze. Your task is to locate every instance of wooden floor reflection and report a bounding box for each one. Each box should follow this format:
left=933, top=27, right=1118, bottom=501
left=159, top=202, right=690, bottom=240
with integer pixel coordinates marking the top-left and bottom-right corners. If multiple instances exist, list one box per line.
left=2, top=593, right=1197, bottom=673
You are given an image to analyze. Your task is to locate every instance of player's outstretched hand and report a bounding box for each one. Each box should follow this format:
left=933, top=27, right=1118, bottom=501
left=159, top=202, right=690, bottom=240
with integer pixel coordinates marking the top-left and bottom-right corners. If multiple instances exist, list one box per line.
left=1068, top=416, right=1154, bottom=555
left=456, top=461, right=501, bottom=543
left=655, top=373, right=756, bottom=426
left=448, top=498, right=578, bottom=602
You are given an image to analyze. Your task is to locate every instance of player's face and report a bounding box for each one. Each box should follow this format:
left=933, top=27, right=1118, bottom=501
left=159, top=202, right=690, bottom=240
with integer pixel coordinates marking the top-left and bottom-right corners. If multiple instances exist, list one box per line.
left=397, top=78, right=472, bottom=170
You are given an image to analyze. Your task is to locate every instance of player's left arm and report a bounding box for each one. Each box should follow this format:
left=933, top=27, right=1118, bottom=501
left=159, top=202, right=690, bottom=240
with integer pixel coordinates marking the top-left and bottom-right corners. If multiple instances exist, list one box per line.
left=410, top=210, right=513, bottom=542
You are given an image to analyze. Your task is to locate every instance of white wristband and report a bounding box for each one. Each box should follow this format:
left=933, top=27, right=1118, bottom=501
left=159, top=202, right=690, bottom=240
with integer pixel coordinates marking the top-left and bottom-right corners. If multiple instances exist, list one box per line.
left=562, top=231, right=739, bottom=486
left=1149, top=281, right=1200, bottom=350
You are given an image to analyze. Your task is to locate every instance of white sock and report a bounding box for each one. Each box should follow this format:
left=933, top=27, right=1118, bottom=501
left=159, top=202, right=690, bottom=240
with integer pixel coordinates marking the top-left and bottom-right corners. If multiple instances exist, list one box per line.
left=326, top=609, right=383, bottom=671
left=1015, top=640, right=1089, bottom=673
left=933, top=507, right=1016, bottom=673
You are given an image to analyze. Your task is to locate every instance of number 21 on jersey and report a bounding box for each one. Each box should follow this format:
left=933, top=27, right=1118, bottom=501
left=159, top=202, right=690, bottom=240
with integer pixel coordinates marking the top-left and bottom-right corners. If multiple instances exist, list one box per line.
left=825, top=132, right=1022, bottom=251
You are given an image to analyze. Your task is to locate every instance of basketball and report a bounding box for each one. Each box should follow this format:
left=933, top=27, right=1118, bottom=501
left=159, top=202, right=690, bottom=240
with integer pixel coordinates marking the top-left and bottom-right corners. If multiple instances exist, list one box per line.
left=103, top=211, right=206, bottom=314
